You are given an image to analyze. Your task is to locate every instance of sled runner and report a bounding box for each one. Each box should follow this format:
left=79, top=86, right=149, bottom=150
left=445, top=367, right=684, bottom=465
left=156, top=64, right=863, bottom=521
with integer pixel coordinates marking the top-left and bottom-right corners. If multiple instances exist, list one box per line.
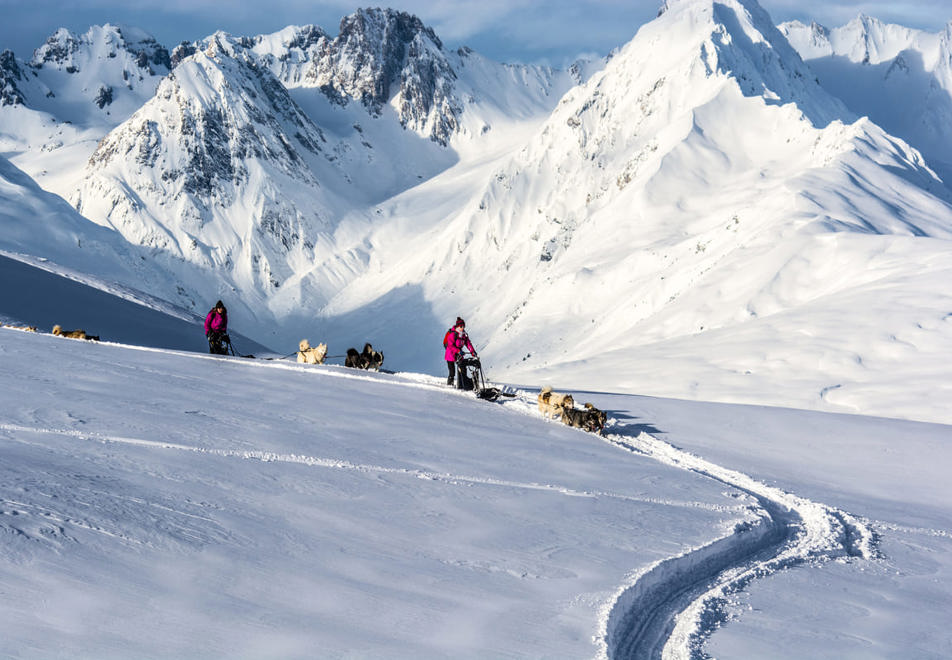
left=208, top=332, right=255, bottom=359
left=455, top=355, right=516, bottom=402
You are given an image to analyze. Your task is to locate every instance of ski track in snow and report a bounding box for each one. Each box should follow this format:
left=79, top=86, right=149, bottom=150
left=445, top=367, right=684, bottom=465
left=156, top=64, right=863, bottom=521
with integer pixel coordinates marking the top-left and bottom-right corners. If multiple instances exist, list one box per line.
left=0, top=424, right=740, bottom=516
left=0, top=354, right=882, bottom=659
left=595, top=428, right=878, bottom=660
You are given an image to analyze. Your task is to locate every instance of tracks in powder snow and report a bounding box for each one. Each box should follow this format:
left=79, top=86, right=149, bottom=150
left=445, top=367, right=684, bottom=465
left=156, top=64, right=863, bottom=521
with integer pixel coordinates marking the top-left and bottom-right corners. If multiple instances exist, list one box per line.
left=1, top=364, right=879, bottom=660
left=596, top=428, right=877, bottom=660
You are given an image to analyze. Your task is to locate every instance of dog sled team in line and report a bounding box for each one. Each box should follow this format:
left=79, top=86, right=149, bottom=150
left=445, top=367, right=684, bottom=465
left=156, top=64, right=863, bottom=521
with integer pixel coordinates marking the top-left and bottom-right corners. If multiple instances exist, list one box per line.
left=206, top=300, right=384, bottom=370
left=1, top=322, right=99, bottom=341
left=442, top=316, right=607, bottom=434
left=537, top=386, right=607, bottom=435
left=208, top=302, right=608, bottom=434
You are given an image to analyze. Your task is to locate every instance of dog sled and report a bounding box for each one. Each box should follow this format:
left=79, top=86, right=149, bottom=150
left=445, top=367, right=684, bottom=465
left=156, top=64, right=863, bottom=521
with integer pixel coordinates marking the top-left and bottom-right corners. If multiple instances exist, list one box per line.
left=455, top=355, right=515, bottom=402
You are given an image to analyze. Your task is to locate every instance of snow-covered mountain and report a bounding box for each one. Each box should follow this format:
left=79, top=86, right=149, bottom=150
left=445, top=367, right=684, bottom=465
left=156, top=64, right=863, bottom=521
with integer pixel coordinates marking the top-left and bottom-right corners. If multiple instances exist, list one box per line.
left=780, top=15, right=952, bottom=184
left=70, top=35, right=358, bottom=317
left=0, top=24, right=171, bottom=197
left=56, top=8, right=580, bottom=338
left=321, top=0, right=952, bottom=421
left=1, top=23, right=169, bottom=122
left=6, top=3, right=952, bottom=657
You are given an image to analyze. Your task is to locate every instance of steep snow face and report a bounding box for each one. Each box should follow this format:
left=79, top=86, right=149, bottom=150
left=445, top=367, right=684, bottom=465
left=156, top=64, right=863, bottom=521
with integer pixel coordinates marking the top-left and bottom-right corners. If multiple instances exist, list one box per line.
left=780, top=16, right=952, bottom=183
left=0, top=154, right=219, bottom=319
left=324, top=0, right=952, bottom=420
left=69, top=35, right=370, bottom=321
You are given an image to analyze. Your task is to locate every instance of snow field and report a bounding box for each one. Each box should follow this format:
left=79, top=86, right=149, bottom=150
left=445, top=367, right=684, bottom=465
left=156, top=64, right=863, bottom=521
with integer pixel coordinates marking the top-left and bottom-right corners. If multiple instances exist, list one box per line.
left=7, top=323, right=948, bottom=658
left=0, top=328, right=759, bottom=658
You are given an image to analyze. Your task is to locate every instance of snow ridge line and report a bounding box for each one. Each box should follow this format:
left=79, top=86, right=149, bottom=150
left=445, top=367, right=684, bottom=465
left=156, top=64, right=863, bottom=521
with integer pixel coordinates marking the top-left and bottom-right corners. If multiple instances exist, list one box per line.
left=597, top=430, right=877, bottom=660
left=0, top=423, right=740, bottom=514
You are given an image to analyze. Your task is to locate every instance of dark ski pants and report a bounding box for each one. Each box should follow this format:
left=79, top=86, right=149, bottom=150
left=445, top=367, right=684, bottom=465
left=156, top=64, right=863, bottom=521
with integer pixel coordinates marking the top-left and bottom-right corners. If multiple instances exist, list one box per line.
left=446, top=360, right=456, bottom=386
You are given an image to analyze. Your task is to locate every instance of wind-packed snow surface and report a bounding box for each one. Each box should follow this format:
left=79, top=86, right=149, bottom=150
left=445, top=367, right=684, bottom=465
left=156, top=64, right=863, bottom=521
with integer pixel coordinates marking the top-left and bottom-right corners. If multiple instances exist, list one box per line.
left=1, top=291, right=950, bottom=659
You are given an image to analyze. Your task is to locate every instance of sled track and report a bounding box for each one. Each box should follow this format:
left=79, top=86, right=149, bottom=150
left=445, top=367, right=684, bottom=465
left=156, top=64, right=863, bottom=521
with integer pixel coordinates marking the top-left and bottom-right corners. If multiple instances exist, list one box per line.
left=598, top=430, right=877, bottom=660
left=1, top=371, right=880, bottom=660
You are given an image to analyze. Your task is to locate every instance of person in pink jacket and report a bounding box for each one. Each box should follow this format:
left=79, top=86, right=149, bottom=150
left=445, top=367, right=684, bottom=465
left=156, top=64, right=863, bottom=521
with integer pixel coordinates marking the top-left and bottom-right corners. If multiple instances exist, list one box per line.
left=204, top=300, right=229, bottom=354
left=443, top=317, right=476, bottom=387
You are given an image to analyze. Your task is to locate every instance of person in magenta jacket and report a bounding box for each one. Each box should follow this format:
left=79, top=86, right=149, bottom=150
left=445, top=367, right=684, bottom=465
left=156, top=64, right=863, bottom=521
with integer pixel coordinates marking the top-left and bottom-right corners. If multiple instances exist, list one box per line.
left=204, top=300, right=229, bottom=354
left=443, top=317, right=476, bottom=387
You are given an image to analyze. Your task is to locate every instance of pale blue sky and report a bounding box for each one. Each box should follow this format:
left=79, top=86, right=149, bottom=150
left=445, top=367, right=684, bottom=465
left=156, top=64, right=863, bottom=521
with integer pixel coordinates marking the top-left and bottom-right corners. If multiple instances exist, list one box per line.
left=1, top=0, right=950, bottom=67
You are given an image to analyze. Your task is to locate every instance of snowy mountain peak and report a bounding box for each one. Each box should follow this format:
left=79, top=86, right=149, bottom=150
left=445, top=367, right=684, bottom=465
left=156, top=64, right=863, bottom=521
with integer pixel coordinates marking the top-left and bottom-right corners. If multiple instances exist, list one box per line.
left=71, top=38, right=342, bottom=300
left=357, top=0, right=952, bottom=385
left=0, top=49, right=26, bottom=106
left=309, top=7, right=459, bottom=144
left=602, top=0, right=841, bottom=125
left=2, top=24, right=172, bottom=125
left=30, top=24, right=171, bottom=75
left=781, top=13, right=952, bottom=182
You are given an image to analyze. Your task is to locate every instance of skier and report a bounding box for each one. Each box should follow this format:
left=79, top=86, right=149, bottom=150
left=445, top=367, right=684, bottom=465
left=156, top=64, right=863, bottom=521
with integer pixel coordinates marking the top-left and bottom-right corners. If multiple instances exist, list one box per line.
left=204, top=300, right=229, bottom=355
left=443, top=317, right=477, bottom=388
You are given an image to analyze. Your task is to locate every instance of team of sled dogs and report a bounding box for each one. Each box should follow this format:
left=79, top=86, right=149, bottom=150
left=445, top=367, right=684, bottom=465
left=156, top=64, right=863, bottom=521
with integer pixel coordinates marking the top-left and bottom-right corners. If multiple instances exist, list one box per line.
left=538, top=385, right=607, bottom=435
left=5, top=324, right=603, bottom=432
left=298, top=339, right=384, bottom=372
left=52, top=324, right=99, bottom=341
left=1, top=323, right=100, bottom=341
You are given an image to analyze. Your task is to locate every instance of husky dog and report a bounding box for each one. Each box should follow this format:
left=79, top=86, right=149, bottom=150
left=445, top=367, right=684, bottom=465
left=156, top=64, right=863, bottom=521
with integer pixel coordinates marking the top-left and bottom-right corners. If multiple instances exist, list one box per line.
left=297, top=339, right=328, bottom=365
left=561, top=402, right=608, bottom=435
left=537, top=386, right=574, bottom=420
left=1, top=323, right=37, bottom=332
left=345, top=343, right=384, bottom=371
left=52, top=325, right=98, bottom=341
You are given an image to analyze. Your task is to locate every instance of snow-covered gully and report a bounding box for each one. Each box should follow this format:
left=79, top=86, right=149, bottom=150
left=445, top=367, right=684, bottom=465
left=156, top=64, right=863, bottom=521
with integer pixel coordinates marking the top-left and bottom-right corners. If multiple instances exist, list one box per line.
left=598, top=429, right=878, bottom=660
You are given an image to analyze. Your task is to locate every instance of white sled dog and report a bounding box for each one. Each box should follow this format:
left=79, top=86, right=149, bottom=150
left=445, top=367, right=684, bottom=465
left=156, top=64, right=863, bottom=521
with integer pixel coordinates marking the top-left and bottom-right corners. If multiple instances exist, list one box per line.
left=297, top=339, right=328, bottom=364
left=538, top=386, right=574, bottom=420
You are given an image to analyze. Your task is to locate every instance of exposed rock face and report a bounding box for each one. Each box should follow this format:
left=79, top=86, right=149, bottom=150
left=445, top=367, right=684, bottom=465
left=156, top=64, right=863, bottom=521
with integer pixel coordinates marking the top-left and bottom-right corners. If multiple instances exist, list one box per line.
left=0, top=50, right=26, bottom=106
left=252, top=8, right=462, bottom=144
left=72, top=35, right=342, bottom=300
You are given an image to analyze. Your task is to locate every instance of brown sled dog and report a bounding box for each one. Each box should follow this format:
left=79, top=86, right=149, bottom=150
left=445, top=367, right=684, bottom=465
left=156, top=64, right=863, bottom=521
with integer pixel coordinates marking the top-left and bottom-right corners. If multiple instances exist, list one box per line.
left=52, top=325, right=99, bottom=341
left=537, top=386, right=574, bottom=420
left=297, top=339, right=328, bottom=364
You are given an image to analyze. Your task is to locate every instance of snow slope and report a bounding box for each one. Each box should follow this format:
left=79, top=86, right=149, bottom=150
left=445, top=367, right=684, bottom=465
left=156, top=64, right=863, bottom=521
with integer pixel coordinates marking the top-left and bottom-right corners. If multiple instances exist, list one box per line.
left=1, top=292, right=950, bottom=658
left=0, top=154, right=273, bottom=353
left=325, top=0, right=952, bottom=424
left=781, top=16, right=952, bottom=185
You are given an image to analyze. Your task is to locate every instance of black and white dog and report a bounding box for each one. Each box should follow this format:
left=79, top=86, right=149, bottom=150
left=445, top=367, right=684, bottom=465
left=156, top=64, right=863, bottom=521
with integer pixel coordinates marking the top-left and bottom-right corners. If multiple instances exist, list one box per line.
left=561, top=402, right=608, bottom=435
left=345, top=343, right=385, bottom=371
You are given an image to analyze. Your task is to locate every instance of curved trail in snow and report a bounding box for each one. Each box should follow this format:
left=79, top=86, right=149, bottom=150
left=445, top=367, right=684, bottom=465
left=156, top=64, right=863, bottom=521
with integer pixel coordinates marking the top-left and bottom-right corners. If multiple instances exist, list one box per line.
left=0, top=366, right=880, bottom=660
left=597, top=428, right=877, bottom=660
